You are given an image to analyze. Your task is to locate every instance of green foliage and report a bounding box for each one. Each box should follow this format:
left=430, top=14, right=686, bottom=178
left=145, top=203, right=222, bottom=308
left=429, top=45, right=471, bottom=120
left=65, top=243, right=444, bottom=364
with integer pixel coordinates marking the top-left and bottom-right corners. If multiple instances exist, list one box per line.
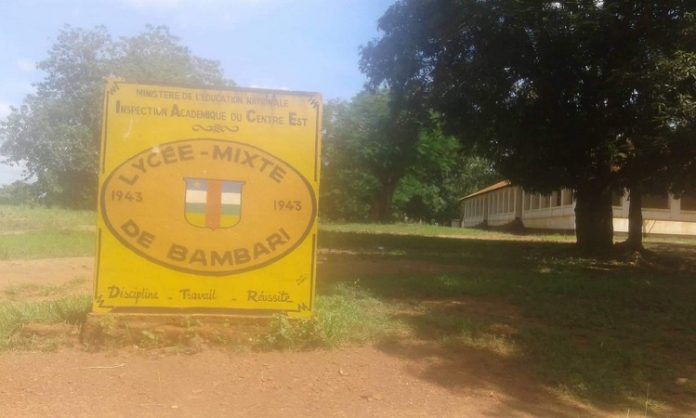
left=0, top=204, right=94, bottom=232
left=258, top=282, right=396, bottom=350
left=361, top=0, right=696, bottom=250
left=0, top=230, right=95, bottom=260
left=393, top=154, right=500, bottom=223
left=320, top=91, right=424, bottom=221
left=0, top=25, right=229, bottom=208
left=0, top=295, right=91, bottom=350
left=321, top=93, right=498, bottom=223
left=0, top=181, right=42, bottom=205
left=258, top=315, right=326, bottom=350
left=0, top=204, right=95, bottom=260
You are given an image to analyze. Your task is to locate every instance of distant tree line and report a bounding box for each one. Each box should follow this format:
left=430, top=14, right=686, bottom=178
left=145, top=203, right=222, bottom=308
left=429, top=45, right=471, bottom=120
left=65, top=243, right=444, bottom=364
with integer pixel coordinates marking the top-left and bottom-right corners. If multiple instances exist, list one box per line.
left=6, top=1, right=693, bottom=255
left=319, top=91, right=499, bottom=224
left=0, top=25, right=230, bottom=208
left=0, top=25, right=496, bottom=225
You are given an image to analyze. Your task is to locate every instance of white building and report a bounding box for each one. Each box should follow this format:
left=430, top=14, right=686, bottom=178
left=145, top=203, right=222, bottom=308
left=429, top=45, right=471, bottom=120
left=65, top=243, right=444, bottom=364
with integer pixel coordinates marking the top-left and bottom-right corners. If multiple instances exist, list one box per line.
left=459, top=181, right=696, bottom=236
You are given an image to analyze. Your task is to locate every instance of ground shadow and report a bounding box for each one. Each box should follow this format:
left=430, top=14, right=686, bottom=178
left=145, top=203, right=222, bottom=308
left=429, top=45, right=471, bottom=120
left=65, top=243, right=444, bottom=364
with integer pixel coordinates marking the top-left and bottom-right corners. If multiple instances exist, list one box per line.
left=317, top=229, right=696, bottom=417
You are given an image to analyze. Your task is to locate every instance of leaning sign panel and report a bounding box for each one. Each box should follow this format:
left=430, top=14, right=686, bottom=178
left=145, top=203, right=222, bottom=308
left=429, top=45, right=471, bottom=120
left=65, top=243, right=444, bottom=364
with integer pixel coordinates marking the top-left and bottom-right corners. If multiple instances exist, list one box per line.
left=94, top=80, right=321, bottom=317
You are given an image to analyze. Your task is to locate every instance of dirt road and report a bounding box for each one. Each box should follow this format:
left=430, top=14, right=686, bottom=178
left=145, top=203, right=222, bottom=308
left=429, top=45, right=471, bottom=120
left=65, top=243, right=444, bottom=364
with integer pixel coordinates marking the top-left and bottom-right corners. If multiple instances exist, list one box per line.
left=0, top=257, right=686, bottom=418
left=0, top=345, right=600, bottom=418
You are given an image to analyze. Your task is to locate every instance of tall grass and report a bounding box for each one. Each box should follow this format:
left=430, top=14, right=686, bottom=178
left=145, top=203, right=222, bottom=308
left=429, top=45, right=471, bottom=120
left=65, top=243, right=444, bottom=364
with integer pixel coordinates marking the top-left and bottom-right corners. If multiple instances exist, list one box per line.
left=258, top=282, right=399, bottom=350
left=0, top=295, right=91, bottom=350
left=0, top=230, right=95, bottom=260
left=0, top=205, right=94, bottom=232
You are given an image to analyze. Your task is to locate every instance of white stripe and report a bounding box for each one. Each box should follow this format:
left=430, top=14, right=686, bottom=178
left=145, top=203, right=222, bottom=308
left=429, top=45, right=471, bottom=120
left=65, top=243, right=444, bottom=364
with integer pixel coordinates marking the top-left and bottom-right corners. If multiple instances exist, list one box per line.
left=186, top=190, right=207, bottom=203
left=221, top=192, right=241, bottom=205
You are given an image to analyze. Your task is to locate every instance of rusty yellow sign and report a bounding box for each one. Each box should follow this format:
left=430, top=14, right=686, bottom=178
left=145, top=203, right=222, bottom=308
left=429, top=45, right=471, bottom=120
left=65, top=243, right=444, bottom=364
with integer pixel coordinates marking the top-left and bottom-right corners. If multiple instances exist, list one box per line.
left=94, top=80, right=321, bottom=317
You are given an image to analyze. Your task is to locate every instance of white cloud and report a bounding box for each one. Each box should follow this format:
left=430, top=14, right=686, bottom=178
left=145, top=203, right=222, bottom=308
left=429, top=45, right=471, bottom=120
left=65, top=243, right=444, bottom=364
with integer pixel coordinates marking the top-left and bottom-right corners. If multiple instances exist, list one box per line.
left=16, top=58, right=36, bottom=73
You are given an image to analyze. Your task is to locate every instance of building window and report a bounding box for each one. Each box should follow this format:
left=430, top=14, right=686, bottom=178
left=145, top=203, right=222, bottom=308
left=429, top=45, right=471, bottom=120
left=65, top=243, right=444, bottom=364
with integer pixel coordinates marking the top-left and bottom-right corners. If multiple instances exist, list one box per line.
left=643, top=193, right=670, bottom=210
left=551, top=190, right=561, bottom=207
left=540, top=194, right=549, bottom=209
left=612, top=190, right=624, bottom=207
left=531, top=194, right=540, bottom=210
left=682, top=193, right=696, bottom=211
left=525, top=193, right=531, bottom=210
left=562, top=189, right=574, bottom=206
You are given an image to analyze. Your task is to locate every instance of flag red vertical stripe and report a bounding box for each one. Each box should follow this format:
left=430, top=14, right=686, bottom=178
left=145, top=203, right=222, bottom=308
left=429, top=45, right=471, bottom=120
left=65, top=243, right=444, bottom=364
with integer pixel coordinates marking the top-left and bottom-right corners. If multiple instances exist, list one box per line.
left=206, top=180, right=222, bottom=229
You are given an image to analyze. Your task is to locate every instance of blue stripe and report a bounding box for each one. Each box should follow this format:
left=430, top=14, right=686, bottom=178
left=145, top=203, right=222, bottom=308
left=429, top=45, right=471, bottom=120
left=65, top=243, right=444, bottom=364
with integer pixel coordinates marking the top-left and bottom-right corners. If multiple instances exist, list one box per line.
left=222, top=182, right=243, bottom=193
left=185, top=178, right=208, bottom=191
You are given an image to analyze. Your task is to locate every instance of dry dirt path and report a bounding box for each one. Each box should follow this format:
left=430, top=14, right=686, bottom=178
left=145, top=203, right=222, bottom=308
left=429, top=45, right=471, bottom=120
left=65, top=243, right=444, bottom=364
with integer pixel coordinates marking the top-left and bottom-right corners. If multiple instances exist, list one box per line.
left=0, top=257, right=650, bottom=418
left=0, top=346, right=600, bottom=418
left=0, top=257, right=93, bottom=293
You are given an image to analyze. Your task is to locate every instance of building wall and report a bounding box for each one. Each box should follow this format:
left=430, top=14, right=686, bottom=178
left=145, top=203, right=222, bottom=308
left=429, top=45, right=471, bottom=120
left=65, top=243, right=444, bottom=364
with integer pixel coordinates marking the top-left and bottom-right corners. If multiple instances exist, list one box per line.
left=611, top=192, right=696, bottom=235
left=520, top=188, right=575, bottom=230
left=460, top=186, right=696, bottom=236
left=460, top=186, right=520, bottom=227
left=461, top=194, right=487, bottom=227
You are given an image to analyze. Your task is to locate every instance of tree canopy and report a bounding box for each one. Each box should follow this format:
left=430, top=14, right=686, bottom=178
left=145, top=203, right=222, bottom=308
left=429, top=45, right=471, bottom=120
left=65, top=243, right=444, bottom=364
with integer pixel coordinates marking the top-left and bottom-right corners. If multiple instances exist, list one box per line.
left=320, top=91, right=497, bottom=223
left=361, top=0, right=696, bottom=252
left=0, top=25, right=229, bottom=207
left=320, top=90, right=423, bottom=221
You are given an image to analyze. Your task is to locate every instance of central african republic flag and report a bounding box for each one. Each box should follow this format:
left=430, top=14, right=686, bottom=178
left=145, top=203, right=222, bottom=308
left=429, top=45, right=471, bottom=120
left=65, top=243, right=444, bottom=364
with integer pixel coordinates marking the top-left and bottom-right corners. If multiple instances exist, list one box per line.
left=184, top=178, right=243, bottom=229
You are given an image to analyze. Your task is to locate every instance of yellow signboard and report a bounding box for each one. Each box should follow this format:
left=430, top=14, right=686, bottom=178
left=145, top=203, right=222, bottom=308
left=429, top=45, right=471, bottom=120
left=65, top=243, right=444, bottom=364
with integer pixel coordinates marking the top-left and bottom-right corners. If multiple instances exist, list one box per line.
left=94, top=80, right=321, bottom=317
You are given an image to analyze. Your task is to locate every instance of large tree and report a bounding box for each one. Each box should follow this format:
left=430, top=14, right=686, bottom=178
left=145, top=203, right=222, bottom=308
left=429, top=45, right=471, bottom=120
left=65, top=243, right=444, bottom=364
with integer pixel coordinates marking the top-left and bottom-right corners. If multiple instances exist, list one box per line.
left=392, top=133, right=499, bottom=224
left=0, top=25, right=229, bottom=208
left=361, top=1, right=696, bottom=252
left=607, top=11, right=696, bottom=251
left=321, top=90, right=422, bottom=222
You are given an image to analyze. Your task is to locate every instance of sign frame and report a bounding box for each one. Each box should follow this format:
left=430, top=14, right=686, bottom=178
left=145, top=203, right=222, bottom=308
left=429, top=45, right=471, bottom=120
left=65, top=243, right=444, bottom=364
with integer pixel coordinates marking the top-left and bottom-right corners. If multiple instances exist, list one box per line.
left=93, top=79, right=322, bottom=318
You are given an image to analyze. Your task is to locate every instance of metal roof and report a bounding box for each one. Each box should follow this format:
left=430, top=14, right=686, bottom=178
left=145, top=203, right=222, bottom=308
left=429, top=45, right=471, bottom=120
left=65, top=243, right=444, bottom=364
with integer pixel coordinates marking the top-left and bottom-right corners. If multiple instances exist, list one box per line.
left=459, top=180, right=511, bottom=201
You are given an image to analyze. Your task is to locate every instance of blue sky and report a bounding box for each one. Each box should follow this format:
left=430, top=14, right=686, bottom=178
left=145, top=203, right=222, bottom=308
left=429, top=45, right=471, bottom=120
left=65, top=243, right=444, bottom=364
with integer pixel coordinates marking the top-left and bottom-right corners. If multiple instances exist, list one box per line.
left=0, top=0, right=395, bottom=184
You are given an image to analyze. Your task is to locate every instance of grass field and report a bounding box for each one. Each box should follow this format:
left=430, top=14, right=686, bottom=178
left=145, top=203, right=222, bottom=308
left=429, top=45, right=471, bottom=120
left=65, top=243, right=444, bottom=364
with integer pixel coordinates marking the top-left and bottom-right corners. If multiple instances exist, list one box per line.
left=1, top=205, right=695, bottom=414
left=0, top=205, right=95, bottom=259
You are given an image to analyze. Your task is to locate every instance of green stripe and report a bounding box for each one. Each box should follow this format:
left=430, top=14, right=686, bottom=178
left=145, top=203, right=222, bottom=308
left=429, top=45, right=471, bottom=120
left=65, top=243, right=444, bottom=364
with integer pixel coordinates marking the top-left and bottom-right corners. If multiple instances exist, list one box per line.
left=221, top=205, right=241, bottom=215
left=185, top=202, right=206, bottom=213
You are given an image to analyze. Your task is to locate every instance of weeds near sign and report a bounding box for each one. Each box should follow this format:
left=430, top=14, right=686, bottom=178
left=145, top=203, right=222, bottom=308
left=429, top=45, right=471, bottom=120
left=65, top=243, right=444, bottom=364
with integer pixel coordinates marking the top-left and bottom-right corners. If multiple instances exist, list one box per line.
left=258, top=281, right=398, bottom=350
left=258, top=315, right=324, bottom=350
left=0, top=295, right=91, bottom=350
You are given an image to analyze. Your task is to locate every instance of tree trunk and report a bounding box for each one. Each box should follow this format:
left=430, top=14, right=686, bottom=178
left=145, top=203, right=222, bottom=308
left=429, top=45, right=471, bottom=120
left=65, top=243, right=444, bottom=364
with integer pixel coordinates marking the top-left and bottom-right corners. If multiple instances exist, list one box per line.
left=575, top=182, right=614, bottom=254
left=624, top=185, right=643, bottom=250
left=371, top=178, right=398, bottom=222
